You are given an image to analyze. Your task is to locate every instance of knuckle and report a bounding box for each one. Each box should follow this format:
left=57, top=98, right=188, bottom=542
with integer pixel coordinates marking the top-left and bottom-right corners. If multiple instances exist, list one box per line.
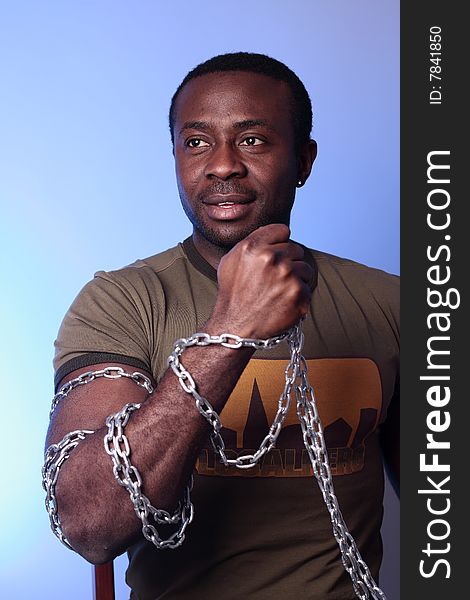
left=239, top=237, right=257, bottom=255
left=240, top=237, right=252, bottom=251
left=287, top=280, right=302, bottom=301
left=278, top=260, right=292, bottom=278
left=257, top=248, right=275, bottom=266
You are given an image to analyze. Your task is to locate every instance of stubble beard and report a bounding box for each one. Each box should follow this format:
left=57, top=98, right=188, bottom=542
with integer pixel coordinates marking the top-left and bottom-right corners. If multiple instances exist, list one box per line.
left=180, top=198, right=293, bottom=250
left=179, top=182, right=295, bottom=250
left=195, top=217, right=272, bottom=250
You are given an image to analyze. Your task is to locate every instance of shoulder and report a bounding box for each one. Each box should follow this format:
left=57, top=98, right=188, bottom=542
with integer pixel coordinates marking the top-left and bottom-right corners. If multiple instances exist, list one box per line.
left=54, top=244, right=190, bottom=379
left=128, top=243, right=188, bottom=274
left=61, top=244, right=191, bottom=330
left=93, top=243, right=187, bottom=285
left=306, top=248, right=399, bottom=321
left=310, top=248, right=399, bottom=290
left=80, top=243, right=192, bottom=303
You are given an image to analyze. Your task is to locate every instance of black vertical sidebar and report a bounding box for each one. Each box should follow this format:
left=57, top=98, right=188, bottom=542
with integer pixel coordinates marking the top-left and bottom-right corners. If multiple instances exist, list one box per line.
left=401, top=3, right=466, bottom=600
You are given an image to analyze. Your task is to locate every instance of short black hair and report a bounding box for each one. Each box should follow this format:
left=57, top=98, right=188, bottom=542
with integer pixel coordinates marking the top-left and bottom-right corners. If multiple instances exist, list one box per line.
left=169, top=52, right=313, bottom=151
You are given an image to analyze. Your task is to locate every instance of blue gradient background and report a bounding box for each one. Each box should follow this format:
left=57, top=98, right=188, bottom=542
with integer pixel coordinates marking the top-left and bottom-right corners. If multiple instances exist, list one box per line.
left=0, top=2, right=399, bottom=599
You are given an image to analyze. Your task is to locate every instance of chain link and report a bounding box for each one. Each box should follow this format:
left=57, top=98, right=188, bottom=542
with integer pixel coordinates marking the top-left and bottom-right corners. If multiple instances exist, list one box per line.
left=168, top=323, right=387, bottom=599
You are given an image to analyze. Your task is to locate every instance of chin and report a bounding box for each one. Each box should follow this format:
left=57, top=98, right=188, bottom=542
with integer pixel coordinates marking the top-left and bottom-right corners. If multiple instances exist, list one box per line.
left=198, top=222, right=265, bottom=249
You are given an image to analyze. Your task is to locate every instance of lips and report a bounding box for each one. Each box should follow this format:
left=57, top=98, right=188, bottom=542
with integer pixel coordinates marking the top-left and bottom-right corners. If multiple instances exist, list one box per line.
left=202, top=195, right=255, bottom=221
left=202, top=194, right=254, bottom=206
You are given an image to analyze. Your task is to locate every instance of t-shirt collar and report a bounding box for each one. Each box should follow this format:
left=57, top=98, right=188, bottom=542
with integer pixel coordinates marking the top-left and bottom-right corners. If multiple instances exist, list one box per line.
left=182, top=236, right=218, bottom=282
left=182, top=235, right=318, bottom=289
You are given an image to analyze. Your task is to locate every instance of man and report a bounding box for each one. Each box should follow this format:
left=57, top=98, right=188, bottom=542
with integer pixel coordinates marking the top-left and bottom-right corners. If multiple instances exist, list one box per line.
left=46, top=52, right=399, bottom=599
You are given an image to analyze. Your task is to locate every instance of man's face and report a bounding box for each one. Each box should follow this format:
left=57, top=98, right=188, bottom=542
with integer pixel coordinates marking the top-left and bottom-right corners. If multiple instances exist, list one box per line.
left=173, top=71, right=307, bottom=250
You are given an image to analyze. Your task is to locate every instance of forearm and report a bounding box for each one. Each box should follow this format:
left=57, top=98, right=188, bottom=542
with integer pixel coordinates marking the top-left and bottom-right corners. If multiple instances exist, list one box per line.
left=54, top=342, right=254, bottom=564
left=50, top=225, right=314, bottom=563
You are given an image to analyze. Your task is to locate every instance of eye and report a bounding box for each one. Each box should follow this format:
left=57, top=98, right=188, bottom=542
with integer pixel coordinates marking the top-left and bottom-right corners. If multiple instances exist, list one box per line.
left=186, top=138, right=210, bottom=148
left=240, top=136, right=264, bottom=146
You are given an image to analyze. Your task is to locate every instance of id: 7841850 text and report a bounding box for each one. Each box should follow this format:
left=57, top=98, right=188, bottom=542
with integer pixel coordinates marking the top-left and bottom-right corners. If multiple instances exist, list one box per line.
left=429, top=26, right=442, bottom=105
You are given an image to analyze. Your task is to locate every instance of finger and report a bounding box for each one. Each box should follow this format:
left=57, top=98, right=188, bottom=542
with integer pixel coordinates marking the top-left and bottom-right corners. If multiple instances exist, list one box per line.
left=297, top=280, right=314, bottom=316
left=248, top=223, right=290, bottom=244
left=291, top=261, right=315, bottom=286
left=270, top=242, right=305, bottom=261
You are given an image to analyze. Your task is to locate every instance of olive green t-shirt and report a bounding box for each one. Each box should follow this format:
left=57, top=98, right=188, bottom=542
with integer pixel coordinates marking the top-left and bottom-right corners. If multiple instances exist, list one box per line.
left=54, top=238, right=399, bottom=600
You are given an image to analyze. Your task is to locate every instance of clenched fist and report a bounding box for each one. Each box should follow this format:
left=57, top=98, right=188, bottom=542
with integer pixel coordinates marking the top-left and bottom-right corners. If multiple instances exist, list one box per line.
left=208, top=224, right=314, bottom=339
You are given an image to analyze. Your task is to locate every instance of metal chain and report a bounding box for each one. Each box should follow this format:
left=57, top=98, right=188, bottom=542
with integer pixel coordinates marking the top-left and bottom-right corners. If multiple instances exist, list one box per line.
left=49, top=366, right=154, bottom=417
left=167, top=331, right=291, bottom=468
left=42, top=429, right=95, bottom=549
left=169, top=323, right=387, bottom=600
left=44, top=330, right=387, bottom=598
left=43, top=367, right=194, bottom=550
left=104, top=403, right=194, bottom=549
left=291, top=323, right=387, bottom=600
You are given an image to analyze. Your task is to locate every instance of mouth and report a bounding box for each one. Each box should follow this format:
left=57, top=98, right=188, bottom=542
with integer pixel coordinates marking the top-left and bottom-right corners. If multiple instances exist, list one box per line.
left=203, top=194, right=254, bottom=206
left=202, top=195, right=255, bottom=221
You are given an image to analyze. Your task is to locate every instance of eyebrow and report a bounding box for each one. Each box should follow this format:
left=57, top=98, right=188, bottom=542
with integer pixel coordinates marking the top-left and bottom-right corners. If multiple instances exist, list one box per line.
left=179, top=121, right=210, bottom=134
left=233, top=119, right=271, bottom=130
left=179, top=119, right=273, bottom=135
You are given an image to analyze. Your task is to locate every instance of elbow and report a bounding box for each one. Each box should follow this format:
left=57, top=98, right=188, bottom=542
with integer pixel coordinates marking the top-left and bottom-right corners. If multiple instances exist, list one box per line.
left=81, top=549, right=117, bottom=566
left=68, top=534, right=120, bottom=566
left=61, top=518, right=122, bottom=565
left=53, top=484, right=128, bottom=564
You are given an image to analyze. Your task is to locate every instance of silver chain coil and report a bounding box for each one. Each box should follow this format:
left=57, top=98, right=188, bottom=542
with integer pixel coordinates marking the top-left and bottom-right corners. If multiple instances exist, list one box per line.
left=42, top=429, right=95, bottom=549
left=167, top=330, right=291, bottom=468
left=293, top=325, right=387, bottom=600
left=167, top=323, right=386, bottom=600
left=42, top=367, right=149, bottom=550
left=44, top=367, right=193, bottom=550
left=43, top=324, right=387, bottom=599
left=104, top=402, right=194, bottom=549
left=49, top=366, right=154, bottom=417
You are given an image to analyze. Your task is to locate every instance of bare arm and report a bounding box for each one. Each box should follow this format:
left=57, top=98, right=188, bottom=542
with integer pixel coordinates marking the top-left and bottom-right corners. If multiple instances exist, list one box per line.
left=45, top=224, right=314, bottom=564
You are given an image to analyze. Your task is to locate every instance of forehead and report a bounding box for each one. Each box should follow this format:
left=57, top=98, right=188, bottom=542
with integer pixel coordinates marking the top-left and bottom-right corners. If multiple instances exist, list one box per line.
left=174, top=71, right=294, bottom=132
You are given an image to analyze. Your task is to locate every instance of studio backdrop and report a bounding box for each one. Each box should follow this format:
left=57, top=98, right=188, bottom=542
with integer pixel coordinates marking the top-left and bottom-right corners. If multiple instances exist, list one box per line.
left=0, top=2, right=399, bottom=598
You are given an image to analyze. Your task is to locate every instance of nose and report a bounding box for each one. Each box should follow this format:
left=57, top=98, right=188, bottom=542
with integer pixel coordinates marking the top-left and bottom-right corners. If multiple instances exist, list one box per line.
left=204, top=142, right=247, bottom=180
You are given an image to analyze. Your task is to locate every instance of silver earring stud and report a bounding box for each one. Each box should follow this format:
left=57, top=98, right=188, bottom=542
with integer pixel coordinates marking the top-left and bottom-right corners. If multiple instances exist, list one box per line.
left=297, top=180, right=303, bottom=187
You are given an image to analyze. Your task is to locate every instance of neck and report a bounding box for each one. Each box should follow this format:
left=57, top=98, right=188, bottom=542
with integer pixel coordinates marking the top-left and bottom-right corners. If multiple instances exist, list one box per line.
left=191, top=231, right=231, bottom=270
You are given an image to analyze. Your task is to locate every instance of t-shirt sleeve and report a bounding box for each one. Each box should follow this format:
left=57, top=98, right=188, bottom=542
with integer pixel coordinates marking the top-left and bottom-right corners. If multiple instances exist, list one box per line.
left=53, top=268, right=161, bottom=390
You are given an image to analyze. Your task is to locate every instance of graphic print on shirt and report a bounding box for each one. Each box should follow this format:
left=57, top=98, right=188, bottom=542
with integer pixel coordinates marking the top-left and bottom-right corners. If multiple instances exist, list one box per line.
left=196, top=358, right=382, bottom=478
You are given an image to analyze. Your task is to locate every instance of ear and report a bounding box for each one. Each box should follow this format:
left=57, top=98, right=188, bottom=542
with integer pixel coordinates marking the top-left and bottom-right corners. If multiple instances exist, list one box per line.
left=297, top=139, right=317, bottom=186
